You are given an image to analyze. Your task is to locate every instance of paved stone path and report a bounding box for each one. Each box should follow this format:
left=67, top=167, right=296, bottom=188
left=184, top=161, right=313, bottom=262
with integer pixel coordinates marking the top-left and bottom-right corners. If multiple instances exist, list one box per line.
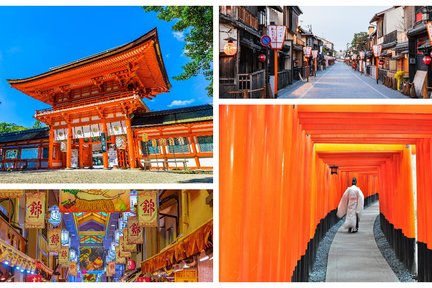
left=278, top=62, right=408, bottom=99
left=326, top=202, right=399, bottom=282
left=0, top=169, right=213, bottom=184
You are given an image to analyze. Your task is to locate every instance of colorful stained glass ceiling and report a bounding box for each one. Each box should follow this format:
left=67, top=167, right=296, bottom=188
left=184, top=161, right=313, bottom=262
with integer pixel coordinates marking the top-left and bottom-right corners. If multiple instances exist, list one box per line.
left=79, top=235, right=105, bottom=244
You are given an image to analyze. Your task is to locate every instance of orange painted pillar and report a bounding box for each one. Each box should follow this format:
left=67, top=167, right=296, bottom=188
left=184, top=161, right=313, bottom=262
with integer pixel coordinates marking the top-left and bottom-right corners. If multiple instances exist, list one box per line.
left=78, top=138, right=84, bottom=168
left=189, top=130, right=201, bottom=169
left=125, top=117, right=136, bottom=169
left=48, top=127, right=54, bottom=168
left=101, top=120, right=109, bottom=169
left=274, top=50, right=278, bottom=97
left=66, top=124, right=72, bottom=169
left=375, top=57, right=379, bottom=84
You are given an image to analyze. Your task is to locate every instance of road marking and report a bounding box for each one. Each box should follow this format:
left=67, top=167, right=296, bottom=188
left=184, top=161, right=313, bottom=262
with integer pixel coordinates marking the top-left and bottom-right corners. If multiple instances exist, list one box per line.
left=299, top=67, right=333, bottom=98
left=349, top=68, right=391, bottom=99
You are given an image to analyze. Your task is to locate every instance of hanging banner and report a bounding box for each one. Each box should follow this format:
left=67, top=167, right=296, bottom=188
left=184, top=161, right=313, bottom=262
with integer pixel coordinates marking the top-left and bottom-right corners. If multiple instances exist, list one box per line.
left=90, top=124, right=101, bottom=138
left=115, top=135, right=127, bottom=150
left=303, top=46, right=312, bottom=57
left=48, top=205, right=62, bottom=227
left=137, top=191, right=158, bottom=227
left=106, top=261, right=116, bottom=276
left=115, top=246, right=126, bottom=264
left=127, top=216, right=143, bottom=244
left=73, top=126, right=85, bottom=139
left=47, top=228, right=61, bottom=252
left=55, top=128, right=67, bottom=141
left=79, top=247, right=104, bottom=271
left=82, top=125, right=92, bottom=138
left=25, top=191, right=46, bottom=229
left=311, top=50, right=318, bottom=59
left=0, top=190, right=24, bottom=198
left=122, top=229, right=136, bottom=252
left=69, top=262, right=78, bottom=276
left=59, top=246, right=69, bottom=265
left=59, top=190, right=130, bottom=212
left=119, top=236, right=131, bottom=257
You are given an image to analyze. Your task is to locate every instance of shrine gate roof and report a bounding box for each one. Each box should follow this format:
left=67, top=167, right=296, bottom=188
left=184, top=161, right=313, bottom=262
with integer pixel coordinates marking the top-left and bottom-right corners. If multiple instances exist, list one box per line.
left=7, top=28, right=171, bottom=105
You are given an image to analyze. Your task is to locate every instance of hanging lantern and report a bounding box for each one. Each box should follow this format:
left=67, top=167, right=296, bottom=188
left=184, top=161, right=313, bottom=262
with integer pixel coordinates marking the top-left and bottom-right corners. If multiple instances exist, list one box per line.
left=61, top=229, right=69, bottom=246
left=258, top=54, right=266, bottom=63
left=223, top=37, right=237, bottom=56
left=422, top=55, right=432, bottom=65
left=48, top=206, right=61, bottom=227
left=330, top=165, right=338, bottom=175
left=379, top=59, right=385, bottom=65
left=126, top=259, right=136, bottom=271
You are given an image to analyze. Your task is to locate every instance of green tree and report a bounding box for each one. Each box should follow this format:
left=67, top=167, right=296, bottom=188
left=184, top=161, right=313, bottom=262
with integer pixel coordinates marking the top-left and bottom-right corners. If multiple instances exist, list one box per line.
left=0, top=122, right=27, bottom=133
left=143, top=6, right=213, bottom=97
left=32, top=120, right=44, bottom=129
left=351, top=32, right=369, bottom=53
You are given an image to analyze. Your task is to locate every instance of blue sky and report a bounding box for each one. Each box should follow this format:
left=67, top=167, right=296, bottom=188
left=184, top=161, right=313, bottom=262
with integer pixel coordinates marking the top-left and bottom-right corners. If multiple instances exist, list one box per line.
left=0, top=6, right=212, bottom=127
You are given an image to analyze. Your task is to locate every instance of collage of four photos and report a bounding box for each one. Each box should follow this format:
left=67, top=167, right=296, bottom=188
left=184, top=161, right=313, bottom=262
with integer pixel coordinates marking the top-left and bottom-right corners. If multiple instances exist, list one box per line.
left=0, top=4, right=432, bottom=284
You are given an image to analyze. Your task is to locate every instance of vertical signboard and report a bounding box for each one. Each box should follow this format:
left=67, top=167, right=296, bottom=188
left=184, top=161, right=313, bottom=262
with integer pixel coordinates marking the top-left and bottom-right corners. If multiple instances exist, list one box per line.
left=25, top=191, right=46, bottom=229
left=137, top=191, right=158, bottom=227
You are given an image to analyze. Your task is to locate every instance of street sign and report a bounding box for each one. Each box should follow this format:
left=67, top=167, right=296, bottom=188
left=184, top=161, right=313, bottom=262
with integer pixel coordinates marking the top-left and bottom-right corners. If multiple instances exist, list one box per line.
left=427, top=22, right=432, bottom=45
left=267, top=25, right=286, bottom=50
left=303, top=46, right=312, bottom=57
left=373, top=45, right=382, bottom=57
left=260, top=35, right=271, bottom=47
left=312, top=50, right=318, bottom=59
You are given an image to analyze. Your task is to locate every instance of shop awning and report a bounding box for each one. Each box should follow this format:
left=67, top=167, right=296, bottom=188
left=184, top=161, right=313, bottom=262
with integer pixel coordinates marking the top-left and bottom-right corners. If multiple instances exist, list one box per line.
left=140, top=219, right=213, bottom=274
left=407, top=23, right=426, bottom=37
left=0, top=239, right=37, bottom=272
left=394, top=41, right=408, bottom=52
left=418, top=41, right=431, bottom=51
left=382, top=41, right=397, bottom=50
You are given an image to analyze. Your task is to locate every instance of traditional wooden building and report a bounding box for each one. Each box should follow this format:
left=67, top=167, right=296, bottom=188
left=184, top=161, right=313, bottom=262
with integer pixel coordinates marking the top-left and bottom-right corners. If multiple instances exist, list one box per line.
left=0, top=105, right=213, bottom=171
left=2, top=29, right=213, bottom=171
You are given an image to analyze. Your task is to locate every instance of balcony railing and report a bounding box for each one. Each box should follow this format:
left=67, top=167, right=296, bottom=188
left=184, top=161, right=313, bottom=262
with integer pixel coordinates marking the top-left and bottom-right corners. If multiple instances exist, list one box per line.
left=383, top=30, right=397, bottom=44
left=237, top=7, right=259, bottom=30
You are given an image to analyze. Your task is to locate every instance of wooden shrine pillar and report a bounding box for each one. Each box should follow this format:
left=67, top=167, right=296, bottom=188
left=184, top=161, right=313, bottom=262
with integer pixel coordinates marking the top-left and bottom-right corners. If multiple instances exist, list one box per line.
left=66, top=124, right=72, bottom=169
left=48, top=127, right=55, bottom=168
left=189, top=127, right=200, bottom=168
left=101, top=120, right=109, bottom=169
left=79, top=138, right=84, bottom=168
left=125, top=117, right=137, bottom=168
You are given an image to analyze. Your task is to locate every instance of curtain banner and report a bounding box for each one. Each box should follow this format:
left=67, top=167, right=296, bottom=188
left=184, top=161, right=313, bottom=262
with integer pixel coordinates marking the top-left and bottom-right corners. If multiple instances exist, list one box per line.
left=137, top=191, right=158, bottom=227
left=59, top=246, right=69, bottom=265
left=47, top=228, right=61, bottom=252
left=127, top=216, right=143, bottom=244
left=25, top=191, right=46, bottom=229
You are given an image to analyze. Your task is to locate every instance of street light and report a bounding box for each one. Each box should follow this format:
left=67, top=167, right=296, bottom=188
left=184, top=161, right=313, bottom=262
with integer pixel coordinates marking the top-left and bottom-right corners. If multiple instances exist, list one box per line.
left=330, top=165, right=338, bottom=175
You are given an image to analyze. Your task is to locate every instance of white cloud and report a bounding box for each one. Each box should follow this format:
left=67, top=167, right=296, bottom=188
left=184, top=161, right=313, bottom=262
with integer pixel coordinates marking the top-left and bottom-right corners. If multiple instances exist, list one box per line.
left=165, top=53, right=170, bottom=58
left=172, top=31, right=185, bottom=42
left=168, top=99, right=195, bottom=107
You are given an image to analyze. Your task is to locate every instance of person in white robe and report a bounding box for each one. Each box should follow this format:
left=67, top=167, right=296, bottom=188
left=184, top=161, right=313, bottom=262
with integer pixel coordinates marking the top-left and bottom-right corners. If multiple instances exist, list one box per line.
left=337, top=177, right=365, bottom=233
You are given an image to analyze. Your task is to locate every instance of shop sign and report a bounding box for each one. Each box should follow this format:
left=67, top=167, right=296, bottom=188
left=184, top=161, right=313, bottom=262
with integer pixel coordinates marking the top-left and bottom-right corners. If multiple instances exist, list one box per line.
left=69, top=262, right=77, bottom=276
left=115, top=246, right=126, bottom=264
left=59, top=190, right=130, bottom=212
left=122, top=229, right=136, bottom=252
left=58, top=246, right=69, bottom=265
left=25, top=191, right=46, bottom=229
left=174, top=269, right=198, bottom=282
left=267, top=25, right=286, bottom=50
left=137, top=191, right=158, bottom=227
left=106, top=261, right=116, bottom=276
left=119, top=236, right=132, bottom=257
left=127, top=216, right=143, bottom=244
left=47, top=228, right=61, bottom=252
left=0, top=190, right=24, bottom=198
left=427, top=22, right=432, bottom=45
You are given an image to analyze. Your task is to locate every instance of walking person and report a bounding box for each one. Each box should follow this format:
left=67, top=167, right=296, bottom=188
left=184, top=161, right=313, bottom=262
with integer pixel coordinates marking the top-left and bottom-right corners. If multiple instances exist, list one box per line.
left=337, top=177, right=365, bottom=233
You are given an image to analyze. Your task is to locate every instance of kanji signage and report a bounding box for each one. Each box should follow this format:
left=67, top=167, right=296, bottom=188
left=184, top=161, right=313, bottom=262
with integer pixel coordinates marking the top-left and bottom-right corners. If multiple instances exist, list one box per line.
left=25, top=191, right=46, bottom=229
left=48, top=228, right=61, bottom=252
left=119, top=236, right=132, bottom=257
left=69, top=262, right=77, bottom=276
left=106, top=261, right=116, bottom=276
left=115, top=246, right=126, bottom=264
left=373, top=45, right=382, bottom=57
left=175, top=269, right=198, bottom=282
left=127, top=216, right=143, bottom=244
left=138, top=191, right=158, bottom=227
left=122, top=229, right=136, bottom=252
left=267, top=25, right=286, bottom=50
left=0, top=190, right=24, bottom=198
left=59, top=246, right=69, bottom=265
left=312, top=50, right=318, bottom=59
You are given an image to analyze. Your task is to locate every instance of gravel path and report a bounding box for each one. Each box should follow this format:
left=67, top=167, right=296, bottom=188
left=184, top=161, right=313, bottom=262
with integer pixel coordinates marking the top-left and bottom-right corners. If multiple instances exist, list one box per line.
left=373, top=215, right=416, bottom=282
left=0, top=169, right=213, bottom=184
left=309, top=216, right=344, bottom=282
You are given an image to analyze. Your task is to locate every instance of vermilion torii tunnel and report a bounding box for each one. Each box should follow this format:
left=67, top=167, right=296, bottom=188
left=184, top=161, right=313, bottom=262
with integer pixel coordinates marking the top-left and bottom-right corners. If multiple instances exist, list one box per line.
left=220, top=105, right=432, bottom=282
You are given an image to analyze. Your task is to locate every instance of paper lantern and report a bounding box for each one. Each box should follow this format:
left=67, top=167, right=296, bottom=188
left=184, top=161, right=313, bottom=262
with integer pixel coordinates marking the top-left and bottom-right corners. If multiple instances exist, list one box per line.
left=224, top=37, right=237, bottom=56
left=258, top=54, right=266, bottom=63
left=127, top=259, right=136, bottom=271
left=422, top=55, right=432, bottom=65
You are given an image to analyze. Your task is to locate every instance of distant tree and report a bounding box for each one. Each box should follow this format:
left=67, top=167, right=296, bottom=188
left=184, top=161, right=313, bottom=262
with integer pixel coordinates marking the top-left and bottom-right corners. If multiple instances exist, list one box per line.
left=143, top=6, right=213, bottom=97
left=351, top=32, right=369, bottom=53
left=32, top=120, right=44, bottom=129
left=0, top=122, right=27, bottom=133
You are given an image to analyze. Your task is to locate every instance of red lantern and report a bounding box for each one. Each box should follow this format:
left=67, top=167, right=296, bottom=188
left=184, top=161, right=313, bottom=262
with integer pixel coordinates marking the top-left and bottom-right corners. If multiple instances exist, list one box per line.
left=126, top=259, right=136, bottom=271
left=258, top=54, right=266, bottom=63
left=422, top=55, right=432, bottom=65
left=137, top=276, right=145, bottom=282
left=379, top=60, right=385, bottom=65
